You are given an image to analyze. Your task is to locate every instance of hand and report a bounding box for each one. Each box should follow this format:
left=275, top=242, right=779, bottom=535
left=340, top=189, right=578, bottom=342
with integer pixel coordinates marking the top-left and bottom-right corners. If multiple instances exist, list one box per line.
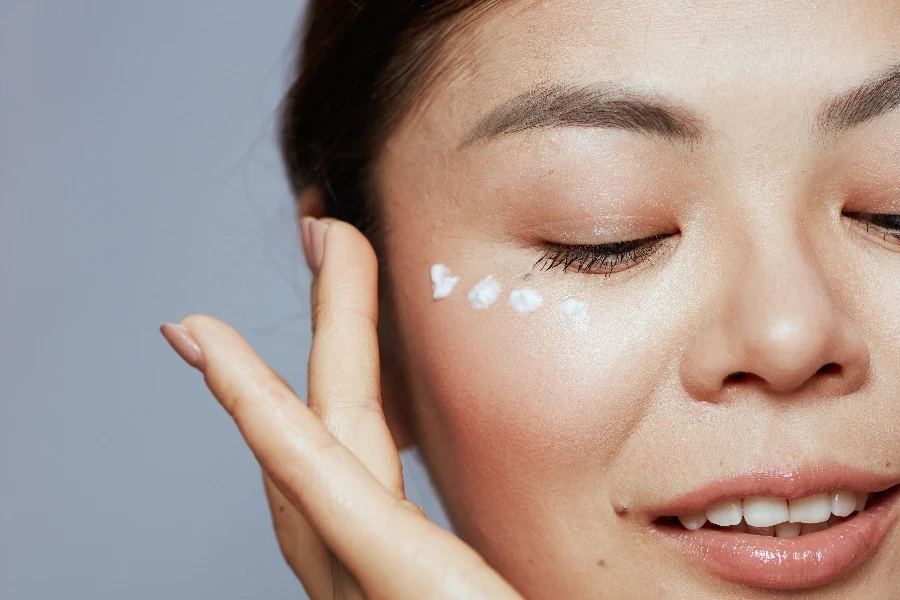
left=160, top=219, right=522, bottom=599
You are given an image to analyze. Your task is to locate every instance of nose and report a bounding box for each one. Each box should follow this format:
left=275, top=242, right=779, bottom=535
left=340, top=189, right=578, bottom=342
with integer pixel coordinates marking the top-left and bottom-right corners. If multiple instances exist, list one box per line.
left=679, top=225, right=871, bottom=402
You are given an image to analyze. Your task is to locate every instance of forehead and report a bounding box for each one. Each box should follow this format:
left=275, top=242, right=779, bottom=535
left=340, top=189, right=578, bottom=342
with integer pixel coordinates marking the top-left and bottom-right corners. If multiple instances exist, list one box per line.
left=393, top=0, right=900, bottom=151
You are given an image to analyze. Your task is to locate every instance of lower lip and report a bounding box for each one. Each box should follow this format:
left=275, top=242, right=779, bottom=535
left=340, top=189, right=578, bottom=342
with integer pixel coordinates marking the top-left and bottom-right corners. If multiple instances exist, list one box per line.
left=650, top=486, right=900, bottom=589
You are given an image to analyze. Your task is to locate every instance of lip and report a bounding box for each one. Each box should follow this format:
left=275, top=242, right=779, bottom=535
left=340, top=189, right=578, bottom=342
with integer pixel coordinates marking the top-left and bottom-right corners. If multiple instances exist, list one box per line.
left=646, top=465, right=900, bottom=589
left=648, top=465, right=900, bottom=518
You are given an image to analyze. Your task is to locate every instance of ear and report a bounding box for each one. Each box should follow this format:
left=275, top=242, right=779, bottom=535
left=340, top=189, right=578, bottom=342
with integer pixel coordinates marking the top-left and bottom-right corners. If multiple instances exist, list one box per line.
left=297, top=185, right=327, bottom=220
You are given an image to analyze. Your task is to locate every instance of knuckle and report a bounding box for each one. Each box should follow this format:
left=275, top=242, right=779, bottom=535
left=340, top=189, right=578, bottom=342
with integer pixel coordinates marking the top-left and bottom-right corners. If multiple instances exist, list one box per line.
left=259, top=373, right=295, bottom=406
left=217, top=377, right=245, bottom=419
left=306, top=428, right=345, bottom=466
left=226, top=376, right=267, bottom=423
left=313, top=283, right=376, bottom=334
left=319, top=393, right=383, bottom=418
left=319, top=396, right=386, bottom=439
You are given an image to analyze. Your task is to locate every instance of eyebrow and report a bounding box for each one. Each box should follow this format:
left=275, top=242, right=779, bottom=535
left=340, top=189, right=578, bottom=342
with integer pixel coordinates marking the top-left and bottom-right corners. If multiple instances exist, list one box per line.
left=460, top=83, right=706, bottom=147
left=814, top=63, right=900, bottom=134
left=461, top=63, right=900, bottom=147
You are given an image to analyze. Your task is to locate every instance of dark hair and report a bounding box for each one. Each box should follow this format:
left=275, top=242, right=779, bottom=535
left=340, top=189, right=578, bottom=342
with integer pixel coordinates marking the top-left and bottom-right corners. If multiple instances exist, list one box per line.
left=277, top=1, right=502, bottom=236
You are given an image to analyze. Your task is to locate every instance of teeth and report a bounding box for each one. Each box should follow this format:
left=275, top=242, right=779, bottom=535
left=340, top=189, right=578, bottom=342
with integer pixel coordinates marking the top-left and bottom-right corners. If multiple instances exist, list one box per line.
left=677, top=511, right=707, bottom=531
left=775, top=521, right=802, bottom=538
left=800, top=521, right=829, bottom=535
left=788, top=493, right=831, bottom=523
left=674, top=488, right=876, bottom=533
left=707, top=499, right=743, bottom=526
left=830, top=490, right=857, bottom=517
left=744, top=497, right=789, bottom=527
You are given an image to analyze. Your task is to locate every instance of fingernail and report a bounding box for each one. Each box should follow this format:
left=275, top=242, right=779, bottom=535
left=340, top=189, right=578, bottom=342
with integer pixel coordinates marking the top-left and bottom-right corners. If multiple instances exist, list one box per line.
left=307, top=218, right=329, bottom=275
left=300, top=216, right=315, bottom=272
left=159, top=322, right=206, bottom=371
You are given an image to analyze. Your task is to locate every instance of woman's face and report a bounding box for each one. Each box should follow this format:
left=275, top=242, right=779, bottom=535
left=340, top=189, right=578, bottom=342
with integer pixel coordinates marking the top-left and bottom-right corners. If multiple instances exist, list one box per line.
left=375, top=1, right=900, bottom=597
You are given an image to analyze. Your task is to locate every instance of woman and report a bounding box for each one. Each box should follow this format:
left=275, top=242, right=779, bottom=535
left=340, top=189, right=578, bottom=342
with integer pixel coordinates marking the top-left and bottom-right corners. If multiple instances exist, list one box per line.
left=160, top=0, right=900, bottom=597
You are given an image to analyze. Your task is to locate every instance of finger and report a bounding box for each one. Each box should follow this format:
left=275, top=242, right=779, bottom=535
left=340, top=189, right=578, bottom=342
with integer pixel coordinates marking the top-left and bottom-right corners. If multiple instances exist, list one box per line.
left=261, top=471, right=330, bottom=591
left=263, top=470, right=367, bottom=600
left=306, top=216, right=397, bottom=599
left=304, top=218, right=399, bottom=599
left=307, top=220, right=404, bottom=497
left=264, top=371, right=366, bottom=600
left=180, top=315, right=521, bottom=599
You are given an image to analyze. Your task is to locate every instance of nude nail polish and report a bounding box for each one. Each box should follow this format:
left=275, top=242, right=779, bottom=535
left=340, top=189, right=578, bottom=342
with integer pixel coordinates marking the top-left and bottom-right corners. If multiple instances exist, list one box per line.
left=307, top=218, right=329, bottom=275
left=300, top=216, right=315, bottom=272
left=160, top=322, right=205, bottom=370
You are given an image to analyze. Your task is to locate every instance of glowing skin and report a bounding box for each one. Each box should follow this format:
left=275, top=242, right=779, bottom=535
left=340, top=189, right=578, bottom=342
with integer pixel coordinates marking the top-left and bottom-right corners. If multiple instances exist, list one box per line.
left=362, top=1, right=900, bottom=597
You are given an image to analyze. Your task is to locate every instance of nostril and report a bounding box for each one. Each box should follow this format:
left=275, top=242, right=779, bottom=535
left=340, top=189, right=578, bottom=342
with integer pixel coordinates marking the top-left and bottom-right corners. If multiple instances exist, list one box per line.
left=817, top=363, right=840, bottom=375
left=725, top=371, right=748, bottom=382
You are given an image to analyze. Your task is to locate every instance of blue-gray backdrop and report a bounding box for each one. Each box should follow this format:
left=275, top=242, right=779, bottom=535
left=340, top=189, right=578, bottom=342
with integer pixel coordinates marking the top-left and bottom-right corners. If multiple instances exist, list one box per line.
left=0, top=2, right=449, bottom=598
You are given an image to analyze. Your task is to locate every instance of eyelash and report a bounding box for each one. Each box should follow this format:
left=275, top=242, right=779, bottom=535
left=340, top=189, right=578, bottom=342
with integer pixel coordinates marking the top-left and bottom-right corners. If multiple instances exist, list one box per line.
left=845, top=212, right=900, bottom=244
left=535, top=234, right=671, bottom=276
left=536, top=212, right=900, bottom=276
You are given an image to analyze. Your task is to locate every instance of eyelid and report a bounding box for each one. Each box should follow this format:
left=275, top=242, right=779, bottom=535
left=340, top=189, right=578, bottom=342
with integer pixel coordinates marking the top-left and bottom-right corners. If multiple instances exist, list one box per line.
left=521, top=214, right=672, bottom=245
left=536, top=234, right=671, bottom=275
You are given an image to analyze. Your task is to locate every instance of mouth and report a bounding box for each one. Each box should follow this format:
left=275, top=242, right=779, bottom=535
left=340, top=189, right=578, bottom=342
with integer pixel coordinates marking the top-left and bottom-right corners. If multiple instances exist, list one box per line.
left=646, top=467, right=900, bottom=590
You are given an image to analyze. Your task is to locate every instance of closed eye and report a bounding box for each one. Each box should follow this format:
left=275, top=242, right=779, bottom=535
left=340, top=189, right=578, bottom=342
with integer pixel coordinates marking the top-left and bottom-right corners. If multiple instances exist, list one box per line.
left=844, top=212, right=900, bottom=245
left=534, top=234, right=671, bottom=276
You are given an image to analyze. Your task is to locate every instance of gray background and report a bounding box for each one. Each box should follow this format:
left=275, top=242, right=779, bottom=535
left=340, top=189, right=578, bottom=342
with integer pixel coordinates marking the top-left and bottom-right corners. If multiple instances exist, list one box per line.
left=1, top=2, right=448, bottom=598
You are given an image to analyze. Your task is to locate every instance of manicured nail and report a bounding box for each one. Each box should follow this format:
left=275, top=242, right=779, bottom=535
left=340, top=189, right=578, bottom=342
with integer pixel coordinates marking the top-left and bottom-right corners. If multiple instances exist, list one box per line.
left=159, top=322, right=206, bottom=370
left=307, top=218, right=329, bottom=275
left=300, top=216, right=315, bottom=272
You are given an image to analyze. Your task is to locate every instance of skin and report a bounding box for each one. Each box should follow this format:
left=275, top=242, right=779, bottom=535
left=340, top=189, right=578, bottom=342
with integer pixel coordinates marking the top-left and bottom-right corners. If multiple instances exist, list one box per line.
left=163, top=0, right=900, bottom=598
left=377, top=0, right=900, bottom=597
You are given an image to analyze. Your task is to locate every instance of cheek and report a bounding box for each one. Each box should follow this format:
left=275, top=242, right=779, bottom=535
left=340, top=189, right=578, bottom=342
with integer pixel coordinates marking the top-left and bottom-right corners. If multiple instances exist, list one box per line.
left=384, top=242, right=693, bottom=581
left=386, top=243, right=689, bottom=501
left=407, top=303, right=638, bottom=473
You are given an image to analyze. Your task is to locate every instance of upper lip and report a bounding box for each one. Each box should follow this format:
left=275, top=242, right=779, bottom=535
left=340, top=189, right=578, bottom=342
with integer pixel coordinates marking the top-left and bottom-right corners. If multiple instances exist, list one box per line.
left=646, top=462, right=900, bottom=519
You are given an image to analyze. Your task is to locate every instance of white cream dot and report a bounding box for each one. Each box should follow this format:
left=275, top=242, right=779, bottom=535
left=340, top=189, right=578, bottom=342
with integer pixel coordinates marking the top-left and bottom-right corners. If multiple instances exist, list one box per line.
left=559, top=297, right=586, bottom=319
left=430, top=264, right=459, bottom=299
left=468, top=276, right=501, bottom=309
left=509, top=288, right=543, bottom=313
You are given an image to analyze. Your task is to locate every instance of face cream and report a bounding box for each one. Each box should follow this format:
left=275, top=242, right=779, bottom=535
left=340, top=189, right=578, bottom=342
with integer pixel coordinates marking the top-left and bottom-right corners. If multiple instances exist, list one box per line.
left=468, top=276, right=501, bottom=308
left=559, top=297, right=586, bottom=318
left=509, top=288, right=543, bottom=313
left=430, top=264, right=460, bottom=299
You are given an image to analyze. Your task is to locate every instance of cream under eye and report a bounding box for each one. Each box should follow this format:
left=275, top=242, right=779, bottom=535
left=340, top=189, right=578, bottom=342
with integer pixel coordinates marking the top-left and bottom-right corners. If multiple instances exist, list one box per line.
left=535, top=234, right=670, bottom=276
